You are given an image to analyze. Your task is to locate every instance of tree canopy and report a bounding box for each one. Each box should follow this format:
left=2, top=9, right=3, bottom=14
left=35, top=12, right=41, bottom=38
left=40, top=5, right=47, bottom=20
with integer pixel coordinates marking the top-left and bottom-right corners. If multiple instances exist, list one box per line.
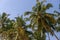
left=0, top=0, right=60, bottom=40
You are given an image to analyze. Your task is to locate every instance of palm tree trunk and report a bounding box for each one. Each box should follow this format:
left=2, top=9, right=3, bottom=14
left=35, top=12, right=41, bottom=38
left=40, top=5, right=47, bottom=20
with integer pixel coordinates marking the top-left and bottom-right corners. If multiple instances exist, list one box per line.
left=47, top=33, right=50, bottom=40
left=54, top=33, right=59, bottom=40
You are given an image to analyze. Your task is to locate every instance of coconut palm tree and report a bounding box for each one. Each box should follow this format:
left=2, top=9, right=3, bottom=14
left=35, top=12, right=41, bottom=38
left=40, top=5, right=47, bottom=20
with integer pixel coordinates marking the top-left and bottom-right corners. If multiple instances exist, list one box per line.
left=14, top=16, right=30, bottom=40
left=24, top=0, right=59, bottom=40
left=0, top=12, right=15, bottom=40
left=0, top=13, right=32, bottom=40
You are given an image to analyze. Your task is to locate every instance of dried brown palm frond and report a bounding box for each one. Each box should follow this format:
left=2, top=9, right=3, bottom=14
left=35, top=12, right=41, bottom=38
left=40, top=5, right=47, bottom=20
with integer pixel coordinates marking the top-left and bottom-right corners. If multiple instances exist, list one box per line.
left=44, top=14, right=56, bottom=24
left=16, top=27, right=29, bottom=40
left=41, top=19, right=54, bottom=35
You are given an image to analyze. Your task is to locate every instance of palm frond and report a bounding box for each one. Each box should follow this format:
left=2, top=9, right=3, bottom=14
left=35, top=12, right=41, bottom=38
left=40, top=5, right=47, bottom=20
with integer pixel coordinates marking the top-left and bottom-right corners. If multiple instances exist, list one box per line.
left=24, top=12, right=33, bottom=16
left=24, top=18, right=30, bottom=21
left=46, top=3, right=53, bottom=9
left=17, top=27, right=29, bottom=40
left=57, top=17, right=60, bottom=24
left=32, top=6, right=37, bottom=12
left=56, top=26, right=60, bottom=32
left=44, top=14, right=56, bottom=24
left=41, top=18, right=54, bottom=35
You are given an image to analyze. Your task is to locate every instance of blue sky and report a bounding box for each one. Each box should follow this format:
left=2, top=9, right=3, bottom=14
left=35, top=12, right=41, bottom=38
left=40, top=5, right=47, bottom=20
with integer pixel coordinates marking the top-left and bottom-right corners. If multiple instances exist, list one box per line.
left=0, top=0, right=36, bottom=19
left=0, top=0, right=60, bottom=19
left=0, top=0, right=60, bottom=40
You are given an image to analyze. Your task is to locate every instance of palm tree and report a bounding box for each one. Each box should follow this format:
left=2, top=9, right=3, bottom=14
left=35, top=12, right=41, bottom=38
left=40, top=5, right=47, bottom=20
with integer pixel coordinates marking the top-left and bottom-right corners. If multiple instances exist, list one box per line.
left=13, top=16, right=31, bottom=40
left=0, top=12, right=15, bottom=40
left=0, top=13, right=32, bottom=40
left=24, top=0, right=59, bottom=40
